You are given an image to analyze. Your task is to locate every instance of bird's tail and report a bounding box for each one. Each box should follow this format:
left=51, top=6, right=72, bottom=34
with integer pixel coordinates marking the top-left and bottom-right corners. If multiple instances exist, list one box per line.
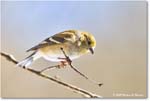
left=17, top=51, right=41, bottom=68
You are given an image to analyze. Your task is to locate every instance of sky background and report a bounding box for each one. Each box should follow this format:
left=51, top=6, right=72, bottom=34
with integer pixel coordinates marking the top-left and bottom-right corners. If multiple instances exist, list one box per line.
left=1, top=1, right=147, bottom=98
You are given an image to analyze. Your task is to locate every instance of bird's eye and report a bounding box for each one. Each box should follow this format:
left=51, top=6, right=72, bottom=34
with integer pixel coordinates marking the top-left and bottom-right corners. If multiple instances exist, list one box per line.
left=88, top=41, right=91, bottom=45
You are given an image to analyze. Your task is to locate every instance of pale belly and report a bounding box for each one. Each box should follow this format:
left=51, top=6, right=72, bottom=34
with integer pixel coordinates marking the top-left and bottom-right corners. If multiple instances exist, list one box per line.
left=43, top=54, right=80, bottom=62
left=39, top=44, right=81, bottom=62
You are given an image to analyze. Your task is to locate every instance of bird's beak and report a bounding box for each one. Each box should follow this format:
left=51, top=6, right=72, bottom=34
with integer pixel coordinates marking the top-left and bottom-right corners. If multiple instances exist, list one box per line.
left=89, top=47, right=94, bottom=54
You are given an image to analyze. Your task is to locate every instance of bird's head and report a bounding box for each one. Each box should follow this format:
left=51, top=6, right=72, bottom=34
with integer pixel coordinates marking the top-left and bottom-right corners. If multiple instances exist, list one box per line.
left=80, top=31, right=96, bottom=54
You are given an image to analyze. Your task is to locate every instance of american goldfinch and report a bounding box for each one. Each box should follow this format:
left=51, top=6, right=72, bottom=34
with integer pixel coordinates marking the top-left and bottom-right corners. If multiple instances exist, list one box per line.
left=17, top=30, right=96, bottom=68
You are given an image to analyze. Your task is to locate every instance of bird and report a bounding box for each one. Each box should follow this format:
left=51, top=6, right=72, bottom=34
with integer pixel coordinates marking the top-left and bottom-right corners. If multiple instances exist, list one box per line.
left=17, top=30, right=96, bottom=68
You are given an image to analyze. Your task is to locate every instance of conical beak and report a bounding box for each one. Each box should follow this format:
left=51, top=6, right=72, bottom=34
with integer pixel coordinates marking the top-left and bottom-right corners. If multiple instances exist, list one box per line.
left=89, top=47, right=94, bottom=54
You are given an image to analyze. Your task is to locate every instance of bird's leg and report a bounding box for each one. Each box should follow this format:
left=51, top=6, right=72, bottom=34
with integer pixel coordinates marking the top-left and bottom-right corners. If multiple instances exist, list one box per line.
left=40, top=60, right=68, bottom=73
left=58, top=57, right=72, bottom=67
left=40, top=57, right=71, bottom=72
left=58, top=61, right=68, bottom=68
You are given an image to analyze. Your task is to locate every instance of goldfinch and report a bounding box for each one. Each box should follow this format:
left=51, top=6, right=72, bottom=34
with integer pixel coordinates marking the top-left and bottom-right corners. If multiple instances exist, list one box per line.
left=17, top=30, right=96, bottom=68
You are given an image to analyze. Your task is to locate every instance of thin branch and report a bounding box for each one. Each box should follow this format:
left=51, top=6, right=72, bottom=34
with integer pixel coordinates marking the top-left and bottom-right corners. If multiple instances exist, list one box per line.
left=60, top=48, right=103, bottom=87
left=39, top=47, right=103, bottom=87
left=0, top=52, right=102, bottom=98
left=40, top=65, right=59, bottom=72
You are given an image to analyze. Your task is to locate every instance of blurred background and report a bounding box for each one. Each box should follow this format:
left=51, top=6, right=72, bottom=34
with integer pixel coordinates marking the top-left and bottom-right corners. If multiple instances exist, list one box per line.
left=1, top=1, right=147, bottom=98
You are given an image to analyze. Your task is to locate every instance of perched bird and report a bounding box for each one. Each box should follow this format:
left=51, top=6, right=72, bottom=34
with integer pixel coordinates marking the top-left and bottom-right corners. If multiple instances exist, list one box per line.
left=17, top=30, right=96, bottom=68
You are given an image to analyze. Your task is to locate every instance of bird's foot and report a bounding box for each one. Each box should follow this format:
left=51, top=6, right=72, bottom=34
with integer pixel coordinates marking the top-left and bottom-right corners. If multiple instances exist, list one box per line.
left=57, top=61, right=68, bottom=68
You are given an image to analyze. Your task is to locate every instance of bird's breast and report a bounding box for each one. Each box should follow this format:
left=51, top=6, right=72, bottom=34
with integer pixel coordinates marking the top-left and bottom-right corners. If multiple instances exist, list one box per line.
left=39, top=44, right=81, bottom=62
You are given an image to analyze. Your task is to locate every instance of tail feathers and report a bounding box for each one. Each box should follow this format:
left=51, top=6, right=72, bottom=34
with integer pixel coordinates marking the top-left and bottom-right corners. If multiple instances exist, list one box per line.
left=17, top=52, right=40, bottom=68
left=17, top=57, right=33, bottom=68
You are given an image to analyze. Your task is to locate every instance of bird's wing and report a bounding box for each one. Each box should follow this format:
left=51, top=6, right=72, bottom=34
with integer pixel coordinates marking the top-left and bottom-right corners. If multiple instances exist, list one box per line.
left=26, top=30, right=77, bottom=52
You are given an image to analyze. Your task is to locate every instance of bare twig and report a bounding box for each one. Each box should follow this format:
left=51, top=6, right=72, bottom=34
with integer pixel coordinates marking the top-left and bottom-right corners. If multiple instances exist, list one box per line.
left=40, top=65, right=59, bottom=72
left=60, top=48, right=103, bottom=87
left=39, top=47, right=103, bottom=87
left=0, top=52, right=102, bottom=98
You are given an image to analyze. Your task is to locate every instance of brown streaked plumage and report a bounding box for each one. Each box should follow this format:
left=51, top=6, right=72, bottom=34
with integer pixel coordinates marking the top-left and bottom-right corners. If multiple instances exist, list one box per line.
left=17, top=30, right=96, bottom=68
